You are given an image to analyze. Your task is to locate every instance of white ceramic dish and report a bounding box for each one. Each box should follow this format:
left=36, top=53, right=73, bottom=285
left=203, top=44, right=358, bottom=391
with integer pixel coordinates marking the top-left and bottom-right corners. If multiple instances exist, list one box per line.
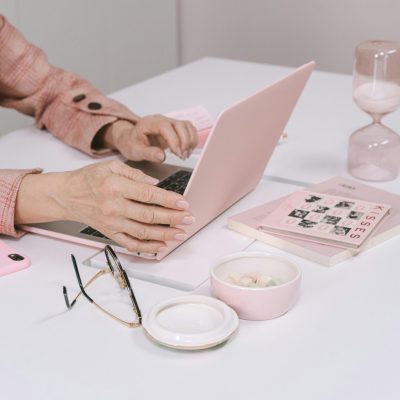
left=142, top=295, right=239, bottom=350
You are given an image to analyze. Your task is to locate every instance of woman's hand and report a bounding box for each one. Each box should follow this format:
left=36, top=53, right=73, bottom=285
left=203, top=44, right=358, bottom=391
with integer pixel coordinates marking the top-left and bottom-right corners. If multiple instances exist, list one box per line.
left=98, top=116, right=198, bottom=162
left=15, top=160, right=195, bottom=254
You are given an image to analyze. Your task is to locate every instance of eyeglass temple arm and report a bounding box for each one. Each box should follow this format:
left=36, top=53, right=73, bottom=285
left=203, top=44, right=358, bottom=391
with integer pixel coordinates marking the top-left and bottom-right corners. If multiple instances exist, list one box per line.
left=104, top=245, right=142, bottom=323
left=63, top=254, right=95, bottom=309
left=122, top=270, right=142, bottom=322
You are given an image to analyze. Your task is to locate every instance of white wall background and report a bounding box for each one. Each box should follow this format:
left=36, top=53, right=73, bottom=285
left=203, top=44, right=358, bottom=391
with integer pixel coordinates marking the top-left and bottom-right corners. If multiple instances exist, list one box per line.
left=1, top=0, right=400, bottom=133
left=179, top=0, right=400, bottom=74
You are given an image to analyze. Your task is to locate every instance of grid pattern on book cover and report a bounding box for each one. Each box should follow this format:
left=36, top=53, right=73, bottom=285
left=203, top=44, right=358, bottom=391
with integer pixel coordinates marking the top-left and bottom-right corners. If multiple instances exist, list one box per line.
left=259, top=191, right=390, bottom=248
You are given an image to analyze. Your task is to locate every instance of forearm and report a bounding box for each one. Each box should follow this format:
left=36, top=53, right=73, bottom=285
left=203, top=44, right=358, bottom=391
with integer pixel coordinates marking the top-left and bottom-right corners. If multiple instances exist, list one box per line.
left=15, top=172, right=70, bottom=224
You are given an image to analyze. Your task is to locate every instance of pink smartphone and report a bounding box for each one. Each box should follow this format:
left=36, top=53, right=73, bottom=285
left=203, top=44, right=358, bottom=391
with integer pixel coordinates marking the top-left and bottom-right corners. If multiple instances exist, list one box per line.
left=0, top=240, right=31, bottom=277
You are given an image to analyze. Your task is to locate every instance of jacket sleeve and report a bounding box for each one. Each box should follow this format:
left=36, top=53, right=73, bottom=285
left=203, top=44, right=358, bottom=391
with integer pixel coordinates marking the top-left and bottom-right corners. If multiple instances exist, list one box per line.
left=0, top=15, right=140, bottom=156
left=0, top=169, right=42, bottom=237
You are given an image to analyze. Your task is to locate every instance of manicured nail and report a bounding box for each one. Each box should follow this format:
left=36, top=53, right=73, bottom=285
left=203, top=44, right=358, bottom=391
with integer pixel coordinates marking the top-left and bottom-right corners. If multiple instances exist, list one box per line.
left=182, top=216, right=195, bottom=225
left=155, top=152, right=165, bottom=162
left=176, top=200, right=189, bottom=210
left=158, top=246, right=167, bottom=252
left=175, top=148, right=183, bottom=158
left=174, top=233, right=188, bottom=241
left=144, top=176, right=159, bottom=185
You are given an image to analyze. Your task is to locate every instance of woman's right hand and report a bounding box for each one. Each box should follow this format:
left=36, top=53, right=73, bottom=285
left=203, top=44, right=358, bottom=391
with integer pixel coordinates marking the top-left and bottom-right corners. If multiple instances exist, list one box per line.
left=15, top=160, right=194, bottom=254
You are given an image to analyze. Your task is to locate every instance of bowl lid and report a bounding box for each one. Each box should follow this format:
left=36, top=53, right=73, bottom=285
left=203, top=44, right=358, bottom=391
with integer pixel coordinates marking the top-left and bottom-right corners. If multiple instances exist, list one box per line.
left=142, top=295, right=239, bottom=350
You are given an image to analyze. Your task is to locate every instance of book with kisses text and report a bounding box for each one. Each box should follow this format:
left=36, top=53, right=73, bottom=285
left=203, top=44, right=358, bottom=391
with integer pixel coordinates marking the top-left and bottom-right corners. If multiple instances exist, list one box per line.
left=259, top=190, right=390, bottom=249
left=228, top=177, right=400, bottom=266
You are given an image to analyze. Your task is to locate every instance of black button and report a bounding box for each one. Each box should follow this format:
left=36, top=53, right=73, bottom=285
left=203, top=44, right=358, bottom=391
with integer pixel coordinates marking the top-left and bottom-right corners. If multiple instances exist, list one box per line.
left=73, top=94, right=86, bottom=103
left=88, top=102, right=102, bottom=110
left=8, top=253, right=24, bottom=261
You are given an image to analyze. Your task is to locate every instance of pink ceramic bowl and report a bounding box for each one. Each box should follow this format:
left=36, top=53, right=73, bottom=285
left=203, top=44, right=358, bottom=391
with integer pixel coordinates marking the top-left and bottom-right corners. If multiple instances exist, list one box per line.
left=210, top=252, right=301, bottom=320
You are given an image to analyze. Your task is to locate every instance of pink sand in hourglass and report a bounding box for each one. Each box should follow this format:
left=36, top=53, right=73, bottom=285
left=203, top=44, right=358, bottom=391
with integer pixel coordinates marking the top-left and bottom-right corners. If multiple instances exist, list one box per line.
left=353, top=81, right=400, bottom=114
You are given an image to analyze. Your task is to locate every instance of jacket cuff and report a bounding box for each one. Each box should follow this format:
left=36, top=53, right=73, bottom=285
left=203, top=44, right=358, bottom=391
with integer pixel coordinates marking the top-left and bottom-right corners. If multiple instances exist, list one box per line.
left=40, top=88, right=140, bottom=157
left=0, top=169, right=42, bottom=237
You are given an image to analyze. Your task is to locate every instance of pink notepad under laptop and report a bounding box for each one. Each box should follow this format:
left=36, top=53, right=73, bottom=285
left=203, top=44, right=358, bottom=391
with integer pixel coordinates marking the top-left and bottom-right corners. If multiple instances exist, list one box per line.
left=164, top=105, right=288, bottom=149
left=164, top=105, right=214, bottom=148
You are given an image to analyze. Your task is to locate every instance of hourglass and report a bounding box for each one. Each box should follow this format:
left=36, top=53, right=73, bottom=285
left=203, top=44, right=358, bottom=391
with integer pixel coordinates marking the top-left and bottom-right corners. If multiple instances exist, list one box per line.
left=348, top=40, right=400, bottom=181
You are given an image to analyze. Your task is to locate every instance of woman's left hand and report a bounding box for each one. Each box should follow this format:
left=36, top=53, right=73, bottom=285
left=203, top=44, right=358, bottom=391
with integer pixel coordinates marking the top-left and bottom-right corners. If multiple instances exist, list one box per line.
left=98, top=115, right=198, bottom=162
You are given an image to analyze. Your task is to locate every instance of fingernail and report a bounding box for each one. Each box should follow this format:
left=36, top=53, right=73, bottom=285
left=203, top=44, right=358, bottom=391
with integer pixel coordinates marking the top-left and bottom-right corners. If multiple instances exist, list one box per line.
left=158, top=246, right=168, bottom=252
left=174, top=233, right=188, bottom=241
left=155, top=152, right=165, bottom=162
left=144, top=176, right=159, bottom=185
left=182, top=150, right=188, bottom=159
left=176, top=200, right=189, bottom=210
left=182, top=216, right=195, bottom=225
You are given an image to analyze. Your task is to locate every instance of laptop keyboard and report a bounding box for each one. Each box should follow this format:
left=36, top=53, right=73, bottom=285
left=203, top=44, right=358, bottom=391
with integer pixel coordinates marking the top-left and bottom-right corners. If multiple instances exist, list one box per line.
left=79, top=169, right=192, bottom=239
left=80, top=226, right=108, bottom=239
left=156, top=169, right=192, bottom=195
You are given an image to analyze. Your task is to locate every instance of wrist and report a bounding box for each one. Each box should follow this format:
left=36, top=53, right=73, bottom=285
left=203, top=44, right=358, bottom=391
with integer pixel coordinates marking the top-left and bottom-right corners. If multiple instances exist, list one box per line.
left=15, top=172, right=70, bottom=224
left=93, top=120, right=135, bottom=151
left=93, top=122, right=117, bottom=151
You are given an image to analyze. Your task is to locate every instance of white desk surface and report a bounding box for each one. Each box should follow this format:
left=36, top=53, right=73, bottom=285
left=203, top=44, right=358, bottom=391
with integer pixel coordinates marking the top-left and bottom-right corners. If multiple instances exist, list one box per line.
left=1, top=58, right=399, bottom=400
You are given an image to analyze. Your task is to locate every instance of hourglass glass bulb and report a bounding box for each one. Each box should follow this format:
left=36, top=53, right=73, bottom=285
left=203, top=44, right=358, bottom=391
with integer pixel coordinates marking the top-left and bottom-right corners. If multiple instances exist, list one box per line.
left=348, top=40, right=400, bottom=182
left=353, top=80, right=400, bottom=115
left=353, top=47, right=400, bottom=116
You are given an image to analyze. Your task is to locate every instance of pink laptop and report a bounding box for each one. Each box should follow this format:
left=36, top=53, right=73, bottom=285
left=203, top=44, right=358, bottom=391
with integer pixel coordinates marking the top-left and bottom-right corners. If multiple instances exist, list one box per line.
left=22, top=62, right=315, bottom=260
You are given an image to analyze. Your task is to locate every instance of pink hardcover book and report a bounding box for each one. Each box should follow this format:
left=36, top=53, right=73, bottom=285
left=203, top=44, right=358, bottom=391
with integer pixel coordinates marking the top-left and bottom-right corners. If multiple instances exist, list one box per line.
left=259, top=190, right=390, bottom=249
left=228, top=177, right=400, bottom=266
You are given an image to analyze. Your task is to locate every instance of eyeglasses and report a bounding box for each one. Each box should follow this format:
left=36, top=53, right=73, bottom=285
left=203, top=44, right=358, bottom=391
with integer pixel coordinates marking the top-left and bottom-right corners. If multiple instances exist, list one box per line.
left=63, top=245, right=142, bottom=328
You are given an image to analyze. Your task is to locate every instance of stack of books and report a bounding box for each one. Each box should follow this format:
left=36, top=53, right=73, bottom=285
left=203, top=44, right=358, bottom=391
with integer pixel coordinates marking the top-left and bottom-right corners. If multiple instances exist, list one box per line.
left=228, top=177, right=400, bottom=266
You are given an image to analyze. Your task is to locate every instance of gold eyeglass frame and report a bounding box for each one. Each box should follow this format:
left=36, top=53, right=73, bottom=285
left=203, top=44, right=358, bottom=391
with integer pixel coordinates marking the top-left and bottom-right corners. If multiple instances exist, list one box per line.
left=63, top=245, right=142, bottom=328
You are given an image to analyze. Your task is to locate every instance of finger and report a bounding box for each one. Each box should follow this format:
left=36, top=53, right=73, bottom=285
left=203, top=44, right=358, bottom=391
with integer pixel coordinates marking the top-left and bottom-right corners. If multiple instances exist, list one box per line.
left=172, top=121, right=191, bottom=158
left=186, top=121, right=199, bottom=150
left=122, top=219, right=188, bottom=243
left=111, top=232, right=166, bottom=254
left=148, top=119, right=182, bottom=157
left=183, top=121, right=198, bottom=157
left=135, top=144, right=166, bottom=164
left=108, top=160, right=158, bottom=185
left=124, top=200, right=195, bottom=226
left=148, top=134, right=168, bottom=150
left=122, top=180, right=190, bottom=210
left=118, top=131, right=152, bottom=162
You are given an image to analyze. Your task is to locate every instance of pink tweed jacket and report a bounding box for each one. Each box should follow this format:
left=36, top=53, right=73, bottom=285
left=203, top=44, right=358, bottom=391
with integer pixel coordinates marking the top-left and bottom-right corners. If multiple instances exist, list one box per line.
left=0, top=15, right=139, bottom=237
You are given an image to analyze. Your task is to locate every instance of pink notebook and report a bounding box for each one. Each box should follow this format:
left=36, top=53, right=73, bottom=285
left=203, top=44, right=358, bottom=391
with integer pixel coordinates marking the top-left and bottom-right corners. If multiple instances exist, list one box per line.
left=228, top=177, right=400, bottom=266
left=259, top=190, right=390, bottom=249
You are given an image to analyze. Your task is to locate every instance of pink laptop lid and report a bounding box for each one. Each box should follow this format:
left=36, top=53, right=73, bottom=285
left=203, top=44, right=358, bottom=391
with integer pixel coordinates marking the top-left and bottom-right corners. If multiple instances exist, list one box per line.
left=156, top=61, right=315, bottom=259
